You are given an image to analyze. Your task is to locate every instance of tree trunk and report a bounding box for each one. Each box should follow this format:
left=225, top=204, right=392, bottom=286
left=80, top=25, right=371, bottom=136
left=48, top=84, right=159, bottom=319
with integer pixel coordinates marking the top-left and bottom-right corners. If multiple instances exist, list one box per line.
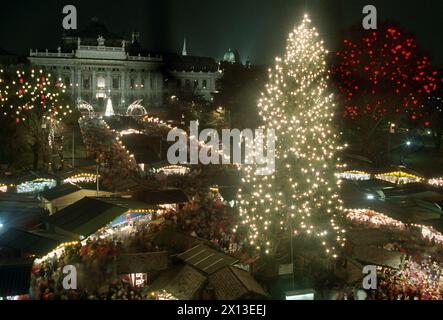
left=32, top=142, right=40, bottom=170
left=433, top=131, right=442, bottom=152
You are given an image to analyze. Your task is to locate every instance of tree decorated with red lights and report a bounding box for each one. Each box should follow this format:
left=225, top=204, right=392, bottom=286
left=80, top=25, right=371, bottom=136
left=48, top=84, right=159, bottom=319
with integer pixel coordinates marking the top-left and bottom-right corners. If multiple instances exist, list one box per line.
left=332, top=24, right=442, bottom=163
left=0, top=67, right=72, bottom=169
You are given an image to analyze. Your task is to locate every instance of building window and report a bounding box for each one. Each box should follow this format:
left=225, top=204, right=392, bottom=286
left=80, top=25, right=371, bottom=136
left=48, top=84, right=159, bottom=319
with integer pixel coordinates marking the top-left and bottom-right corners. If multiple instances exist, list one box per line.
left=141, top=79, right=145, bottom=88
left=164, top=78, right=169, bottom=88
left=130, top=78, right=135, bottom=89
left=185, top=79, right=191, bottom=89
left=202, top=80, right=207, bottom=89
left=113, top=77, right=120, bottom=89
left=176, top=79, right=182, bottom=89
left=83, top=76, right=90, bottom=89
left=64, top=77, right=71, bottom=87
left=194, top=80, right=199, bottom=89
left=97, top=76, right=106, bottom=89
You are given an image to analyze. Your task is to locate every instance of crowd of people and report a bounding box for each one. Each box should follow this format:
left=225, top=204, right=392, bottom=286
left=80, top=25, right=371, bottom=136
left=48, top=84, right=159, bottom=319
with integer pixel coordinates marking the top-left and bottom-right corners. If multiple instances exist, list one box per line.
left=31, top=218, right=163, bottom=300
left=343, top=209, right=443, bottom=299
left=159, top=190, right=253, bottom=258
left=374, top=258, right=442, bottom=300
left=79, top=117, right=138, bottom=188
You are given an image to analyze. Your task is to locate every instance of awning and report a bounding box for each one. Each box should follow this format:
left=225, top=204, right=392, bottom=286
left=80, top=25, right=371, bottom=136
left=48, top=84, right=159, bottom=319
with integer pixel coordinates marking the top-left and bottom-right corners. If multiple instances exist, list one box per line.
left=176, top=244, right=238, bottom=275
left=0, top=228, right=65, bottom=256
left=117, top=252, right=170, bottom=274
left=45, top=197, right=153, bottom=237
left=0, top=258, right=34, bottom=297
left=209, top=266, right=268, bottom=300
left=352, top=245, right=405, bottom=269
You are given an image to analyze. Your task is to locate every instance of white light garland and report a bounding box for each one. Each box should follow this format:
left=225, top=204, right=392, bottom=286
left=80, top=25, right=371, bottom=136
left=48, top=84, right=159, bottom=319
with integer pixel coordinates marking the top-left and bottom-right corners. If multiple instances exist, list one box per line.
left=345, top=209, right=406, bottom=230
left=412, top=224, right=443, bottom=246
left=17, top=178, right=57, bottom=193
left=158, top=165, right=190, bottom=176
left=63, top=173, right=98, bottom=184
left=375, top=171, right=423, bottom=185
left=346, top=208, right=443, bottom=247
left=428, top=177, right=443, bottom=187
left=339, top=170, right=371, bottom=181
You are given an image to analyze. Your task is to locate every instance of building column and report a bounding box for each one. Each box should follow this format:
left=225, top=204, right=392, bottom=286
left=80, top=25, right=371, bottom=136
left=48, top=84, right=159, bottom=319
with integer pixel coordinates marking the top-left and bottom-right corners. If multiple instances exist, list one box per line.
left=70, top=68, right=75, bottom=99
left=121, top=70, right=126, bottom=111
left=92, top=69, right=96, bottom=104
left=76, top=67, right=82, bottom=102
left=147, top=71, right=151, bottom=104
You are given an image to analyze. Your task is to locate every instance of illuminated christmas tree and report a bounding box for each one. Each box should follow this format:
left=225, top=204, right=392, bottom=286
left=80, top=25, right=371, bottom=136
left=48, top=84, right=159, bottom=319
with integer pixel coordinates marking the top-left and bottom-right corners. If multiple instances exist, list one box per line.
left=236, top=15, right=346, bottom=257
left=105, top=97, right=115, bottom=117
left=0, top=67, right=71, bottom=169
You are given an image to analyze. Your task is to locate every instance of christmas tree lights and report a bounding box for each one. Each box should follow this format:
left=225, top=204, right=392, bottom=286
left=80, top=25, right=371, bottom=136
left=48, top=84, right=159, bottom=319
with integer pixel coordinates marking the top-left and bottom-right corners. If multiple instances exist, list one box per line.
left=0, top=68, right=71, bottom=122
left=236, top=15, right=346, bottom=257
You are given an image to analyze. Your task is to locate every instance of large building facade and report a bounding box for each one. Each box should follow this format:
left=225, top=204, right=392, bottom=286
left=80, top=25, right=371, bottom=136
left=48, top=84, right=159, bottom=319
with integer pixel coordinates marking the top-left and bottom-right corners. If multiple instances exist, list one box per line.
left=28, top=19, right=221, bottom=114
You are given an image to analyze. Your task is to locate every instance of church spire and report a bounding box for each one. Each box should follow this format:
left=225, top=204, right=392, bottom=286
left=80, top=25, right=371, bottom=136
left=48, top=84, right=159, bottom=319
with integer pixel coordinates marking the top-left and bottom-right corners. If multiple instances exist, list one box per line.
left=182, top=36, right=187, bottom=56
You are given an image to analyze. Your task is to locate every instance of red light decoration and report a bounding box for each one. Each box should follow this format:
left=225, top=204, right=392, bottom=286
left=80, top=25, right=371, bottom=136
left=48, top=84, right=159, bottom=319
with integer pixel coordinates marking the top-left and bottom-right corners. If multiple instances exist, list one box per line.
left=332, top=24, right=441, bottom=123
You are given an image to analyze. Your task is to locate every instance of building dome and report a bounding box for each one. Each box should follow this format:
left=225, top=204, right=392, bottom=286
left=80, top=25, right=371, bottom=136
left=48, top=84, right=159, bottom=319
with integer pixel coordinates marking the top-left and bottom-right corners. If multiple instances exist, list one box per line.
left=222, top=48, right=240, bottom=64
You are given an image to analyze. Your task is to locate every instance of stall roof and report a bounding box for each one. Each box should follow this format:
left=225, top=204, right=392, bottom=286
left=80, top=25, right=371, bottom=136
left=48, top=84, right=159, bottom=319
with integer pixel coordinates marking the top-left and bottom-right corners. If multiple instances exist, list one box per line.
left=149, top=265, right=207, bottom=300
left=52, top=168, right=96, bottom=181
left=347, top=229, right=391, bottom=246
left=0, top=228, right=63, bottom=256
left=352, top=245, right=404, bottom=269
left=112, top=177, right=151, bottom=193
left=334, top=258, right=365, bottom=285
left=176, top=244, right=238, bottom=275
left=0, top=258, right=34, bottom=297
left=116, top=252, right=170, bottom=274
left=381, top=183, right=438, bottom=198
left=45, top=197, right=152, bottom=237
left=0, top=194, right=46, bottom=229
left=94, top=197, right=155, bottom=210
left=153, top=227, right=206, bottom=253
left=40, top=183, right=82, bottom=201
left=137, top=189, right=188, bottom=205
left=209, top=266, right=268, bottom=300
left=356, top=179, right=396, bottom=192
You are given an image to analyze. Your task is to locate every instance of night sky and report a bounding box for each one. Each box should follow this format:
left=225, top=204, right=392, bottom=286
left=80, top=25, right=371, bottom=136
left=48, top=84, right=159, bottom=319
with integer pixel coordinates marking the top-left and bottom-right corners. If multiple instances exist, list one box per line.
left=0, top=0, right=442, bottom=65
